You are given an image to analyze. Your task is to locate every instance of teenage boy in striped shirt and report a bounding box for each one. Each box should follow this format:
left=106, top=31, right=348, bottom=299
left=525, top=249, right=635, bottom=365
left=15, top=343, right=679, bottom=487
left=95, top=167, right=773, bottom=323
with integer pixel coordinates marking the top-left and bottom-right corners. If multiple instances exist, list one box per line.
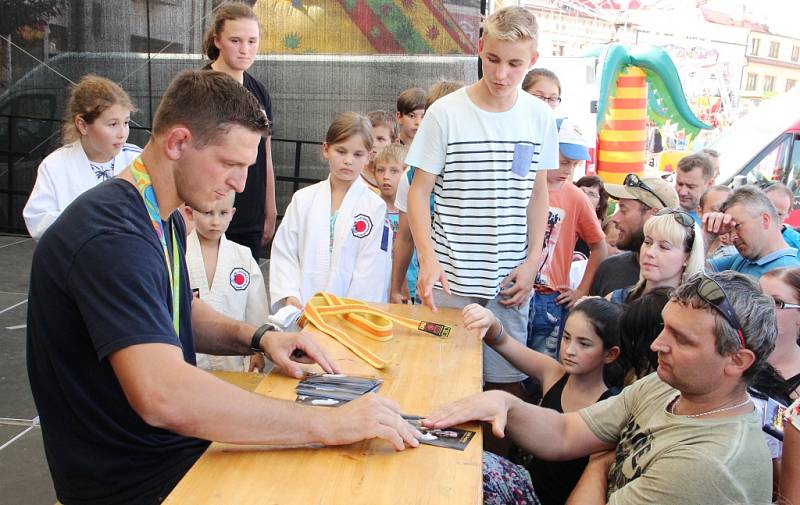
left=406, top=6, right=558, bottom=396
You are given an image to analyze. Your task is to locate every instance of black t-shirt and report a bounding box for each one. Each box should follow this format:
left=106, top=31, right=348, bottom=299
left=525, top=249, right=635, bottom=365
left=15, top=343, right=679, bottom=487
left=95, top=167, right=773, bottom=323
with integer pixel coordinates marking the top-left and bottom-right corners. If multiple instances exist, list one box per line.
left=203, top=65, right=274, bottom=235
left=528, top=374, right=612, bottom=505
left=588, top=251, right=641, bottom=297
left=27, top=180, right=209, bottom=505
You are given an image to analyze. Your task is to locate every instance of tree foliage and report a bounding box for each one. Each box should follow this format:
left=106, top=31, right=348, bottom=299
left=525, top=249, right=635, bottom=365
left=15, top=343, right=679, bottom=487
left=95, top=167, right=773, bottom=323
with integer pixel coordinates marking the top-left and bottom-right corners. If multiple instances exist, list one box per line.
left=0, top=0, right=68, bottom=36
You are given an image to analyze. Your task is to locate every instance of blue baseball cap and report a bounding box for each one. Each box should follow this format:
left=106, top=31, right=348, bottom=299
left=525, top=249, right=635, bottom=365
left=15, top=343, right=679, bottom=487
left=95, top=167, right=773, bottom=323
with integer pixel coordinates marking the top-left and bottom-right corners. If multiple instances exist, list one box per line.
left=557, top=117, right=591, bottom=161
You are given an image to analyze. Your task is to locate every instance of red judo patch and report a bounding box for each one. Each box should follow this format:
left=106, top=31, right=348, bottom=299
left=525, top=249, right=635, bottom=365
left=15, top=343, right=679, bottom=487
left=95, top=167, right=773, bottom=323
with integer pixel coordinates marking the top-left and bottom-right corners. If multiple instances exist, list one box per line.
left=229, top=267, right=250, bottom=291
left=352, top=214, right=373, bottom=238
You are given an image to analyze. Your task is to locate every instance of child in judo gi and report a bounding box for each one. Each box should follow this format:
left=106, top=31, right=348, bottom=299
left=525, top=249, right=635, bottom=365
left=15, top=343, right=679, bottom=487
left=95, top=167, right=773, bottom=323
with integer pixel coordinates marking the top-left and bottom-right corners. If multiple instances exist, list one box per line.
left=186, top=191, right=269, bottom=372
left=24, top=74, right=142, bottom=240
left=270, top=112, right=392, bottom=317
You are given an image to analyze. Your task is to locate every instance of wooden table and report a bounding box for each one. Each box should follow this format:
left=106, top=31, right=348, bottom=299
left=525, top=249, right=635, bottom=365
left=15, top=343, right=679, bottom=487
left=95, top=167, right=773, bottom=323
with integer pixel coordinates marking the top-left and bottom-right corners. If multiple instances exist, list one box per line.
left=165, top=304, right=483, bottom=504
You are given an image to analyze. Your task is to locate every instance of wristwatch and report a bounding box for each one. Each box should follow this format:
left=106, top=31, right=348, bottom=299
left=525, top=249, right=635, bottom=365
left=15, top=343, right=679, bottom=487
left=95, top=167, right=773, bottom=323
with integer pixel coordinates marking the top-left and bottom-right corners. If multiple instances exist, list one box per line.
left=250, top=322, right=279, bottom=353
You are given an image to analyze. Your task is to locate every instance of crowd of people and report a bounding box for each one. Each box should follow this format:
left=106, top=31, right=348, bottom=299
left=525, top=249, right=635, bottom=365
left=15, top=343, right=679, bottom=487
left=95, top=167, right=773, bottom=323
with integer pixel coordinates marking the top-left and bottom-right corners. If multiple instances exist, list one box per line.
left=20, top=2, right=800, bottom=504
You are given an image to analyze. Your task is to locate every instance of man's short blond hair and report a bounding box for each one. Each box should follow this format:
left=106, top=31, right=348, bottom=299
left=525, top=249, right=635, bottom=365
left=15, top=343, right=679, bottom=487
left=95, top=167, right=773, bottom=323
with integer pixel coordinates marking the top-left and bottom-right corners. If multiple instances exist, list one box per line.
left=483, top=6, right=538, bottom=50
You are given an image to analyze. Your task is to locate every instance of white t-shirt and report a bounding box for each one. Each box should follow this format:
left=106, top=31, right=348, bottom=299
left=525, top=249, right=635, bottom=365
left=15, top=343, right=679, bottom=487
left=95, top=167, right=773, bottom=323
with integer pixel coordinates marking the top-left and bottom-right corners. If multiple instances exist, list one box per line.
left=395, top=171, right=411, bottom=213
left=405, top=87, right=558, bottom=299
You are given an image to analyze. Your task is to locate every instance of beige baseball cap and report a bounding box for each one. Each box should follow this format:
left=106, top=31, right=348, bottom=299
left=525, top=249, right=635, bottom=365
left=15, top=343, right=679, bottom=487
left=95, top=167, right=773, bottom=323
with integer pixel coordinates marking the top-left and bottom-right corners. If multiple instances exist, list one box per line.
left=604, top=174, right=679, bottom=210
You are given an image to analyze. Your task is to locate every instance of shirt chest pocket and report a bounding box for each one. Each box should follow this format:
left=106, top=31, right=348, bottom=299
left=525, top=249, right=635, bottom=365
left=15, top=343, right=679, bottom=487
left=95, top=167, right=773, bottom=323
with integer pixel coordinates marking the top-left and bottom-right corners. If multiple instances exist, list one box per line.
left=510, top=142, right=536, bottom=178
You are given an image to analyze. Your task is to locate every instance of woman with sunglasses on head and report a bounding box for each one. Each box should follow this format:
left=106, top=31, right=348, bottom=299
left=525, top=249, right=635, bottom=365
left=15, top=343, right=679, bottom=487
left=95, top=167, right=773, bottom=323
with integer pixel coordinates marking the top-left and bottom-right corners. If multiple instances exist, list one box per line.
left=607, top=209, right=704, bottom=305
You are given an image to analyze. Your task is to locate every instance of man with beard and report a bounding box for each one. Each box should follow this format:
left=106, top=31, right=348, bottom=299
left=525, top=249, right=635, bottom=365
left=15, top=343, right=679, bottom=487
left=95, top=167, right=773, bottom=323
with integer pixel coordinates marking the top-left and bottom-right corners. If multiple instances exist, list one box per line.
left=589, top=174, right=678, bottom=297
left=704, top=185, right=799, bottom=279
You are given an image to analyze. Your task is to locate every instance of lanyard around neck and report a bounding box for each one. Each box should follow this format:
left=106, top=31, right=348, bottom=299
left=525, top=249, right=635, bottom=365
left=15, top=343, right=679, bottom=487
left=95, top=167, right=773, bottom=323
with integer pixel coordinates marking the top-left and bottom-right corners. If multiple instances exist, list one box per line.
left=130, top=157, right=181, bottom=336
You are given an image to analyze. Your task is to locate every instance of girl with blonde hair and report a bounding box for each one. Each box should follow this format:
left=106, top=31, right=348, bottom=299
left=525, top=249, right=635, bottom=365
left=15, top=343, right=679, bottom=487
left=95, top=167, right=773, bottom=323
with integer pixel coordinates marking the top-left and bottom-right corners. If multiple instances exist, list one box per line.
left=607, top=209, right=704, bottom=304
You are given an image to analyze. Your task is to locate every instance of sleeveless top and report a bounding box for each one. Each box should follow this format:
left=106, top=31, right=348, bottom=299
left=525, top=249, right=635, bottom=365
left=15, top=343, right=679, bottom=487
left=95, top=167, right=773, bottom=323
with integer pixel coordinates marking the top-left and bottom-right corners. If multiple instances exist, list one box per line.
left=527, top=374, right=612, bottom=505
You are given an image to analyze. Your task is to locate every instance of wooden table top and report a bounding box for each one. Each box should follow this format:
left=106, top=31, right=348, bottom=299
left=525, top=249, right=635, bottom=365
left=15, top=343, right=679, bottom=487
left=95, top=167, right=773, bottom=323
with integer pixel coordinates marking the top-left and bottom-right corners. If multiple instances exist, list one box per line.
left=165, top=303, right=483, bottom=505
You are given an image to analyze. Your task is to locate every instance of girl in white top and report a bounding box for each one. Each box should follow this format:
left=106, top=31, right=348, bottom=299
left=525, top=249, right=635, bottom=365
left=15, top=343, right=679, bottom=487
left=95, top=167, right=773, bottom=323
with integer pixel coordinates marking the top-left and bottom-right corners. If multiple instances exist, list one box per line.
left=23, top=75, right=141, bottom=240
left=270, top=112, right=391, bottom=315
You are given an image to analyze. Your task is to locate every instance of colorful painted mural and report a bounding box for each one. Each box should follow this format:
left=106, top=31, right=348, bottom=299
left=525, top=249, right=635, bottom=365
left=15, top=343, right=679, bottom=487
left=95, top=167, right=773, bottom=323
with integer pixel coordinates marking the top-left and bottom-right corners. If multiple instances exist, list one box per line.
left=256, top=0, right=476, bottom=54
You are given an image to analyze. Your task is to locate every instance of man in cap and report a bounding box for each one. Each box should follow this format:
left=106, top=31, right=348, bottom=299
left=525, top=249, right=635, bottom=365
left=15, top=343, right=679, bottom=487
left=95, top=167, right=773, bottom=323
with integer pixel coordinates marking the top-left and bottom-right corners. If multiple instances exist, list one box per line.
left=588, top=174, right=679, bottom=297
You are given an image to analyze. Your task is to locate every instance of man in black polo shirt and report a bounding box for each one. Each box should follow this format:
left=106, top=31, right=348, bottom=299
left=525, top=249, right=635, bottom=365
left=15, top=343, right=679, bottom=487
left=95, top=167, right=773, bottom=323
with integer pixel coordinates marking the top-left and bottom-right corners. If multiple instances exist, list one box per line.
left=27, top=70, right=419, bottom=505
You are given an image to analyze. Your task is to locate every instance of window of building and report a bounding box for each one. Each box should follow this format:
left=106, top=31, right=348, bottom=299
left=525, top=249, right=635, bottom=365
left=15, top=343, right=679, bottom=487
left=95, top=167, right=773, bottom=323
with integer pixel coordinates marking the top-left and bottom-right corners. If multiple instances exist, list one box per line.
left=764, top=75, right=775, bottom=92
left=552, top=42, right=565, bottom=56
left=751, top=38, right=760, bottom=55
left=792, top=45, right=800, bottom=62
left=788, top=79, right=797, bottom=92
left=769, top=41, right=780, bottom=58
left=746, top=72, right=758, bottom=91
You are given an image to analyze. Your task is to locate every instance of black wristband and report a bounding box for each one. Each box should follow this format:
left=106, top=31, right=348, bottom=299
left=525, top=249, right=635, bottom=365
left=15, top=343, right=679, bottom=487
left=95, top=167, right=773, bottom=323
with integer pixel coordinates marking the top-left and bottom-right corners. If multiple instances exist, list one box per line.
left=250, top=323, right=277, bottom=353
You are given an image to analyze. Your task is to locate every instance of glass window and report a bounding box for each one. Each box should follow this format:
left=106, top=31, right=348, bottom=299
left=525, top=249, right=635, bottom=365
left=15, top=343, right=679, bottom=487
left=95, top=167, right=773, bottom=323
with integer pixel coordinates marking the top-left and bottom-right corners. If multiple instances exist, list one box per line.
left=746, top=73, right=758, bottom=91
left=769, top=41, right=780, bottom=58
left=751, top=38, right=760, bottom=55
left=784, top=137, right=800, bottom=207
left=746, top=133, right=793, bottom=186
left=764, top=75, right=775, bottom=93
left=788, top=79, right=797, bottom=92
left=792, top=45, right=800, bottom=62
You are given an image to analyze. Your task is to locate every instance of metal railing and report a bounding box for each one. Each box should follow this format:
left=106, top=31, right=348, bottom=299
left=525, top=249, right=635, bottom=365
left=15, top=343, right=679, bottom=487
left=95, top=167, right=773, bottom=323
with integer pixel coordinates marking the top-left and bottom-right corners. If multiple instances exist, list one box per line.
left=0, top=113, right=324, bottom=234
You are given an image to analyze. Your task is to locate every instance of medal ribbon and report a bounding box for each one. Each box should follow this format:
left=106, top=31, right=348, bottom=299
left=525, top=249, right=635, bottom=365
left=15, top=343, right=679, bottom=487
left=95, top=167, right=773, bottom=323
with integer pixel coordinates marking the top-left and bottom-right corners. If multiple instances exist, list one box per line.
left=130, top=157, right=181, bottom=335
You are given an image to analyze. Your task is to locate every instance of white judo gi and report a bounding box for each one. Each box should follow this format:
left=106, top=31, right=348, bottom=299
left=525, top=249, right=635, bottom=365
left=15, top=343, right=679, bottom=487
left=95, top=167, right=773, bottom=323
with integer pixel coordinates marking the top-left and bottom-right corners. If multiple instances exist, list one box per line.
left=270, top=176, right=391, bottom=313
left=23, top=140, right=142, bottom=240
left=186, top=231, right=270, bottom=372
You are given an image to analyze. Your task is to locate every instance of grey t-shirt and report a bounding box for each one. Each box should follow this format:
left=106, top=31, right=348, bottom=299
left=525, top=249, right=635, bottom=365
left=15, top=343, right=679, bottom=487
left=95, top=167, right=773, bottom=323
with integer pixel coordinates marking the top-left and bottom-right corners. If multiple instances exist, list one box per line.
left=588, top=251, right=640, bottom=297
left=579, top=373, right=771, bottom=505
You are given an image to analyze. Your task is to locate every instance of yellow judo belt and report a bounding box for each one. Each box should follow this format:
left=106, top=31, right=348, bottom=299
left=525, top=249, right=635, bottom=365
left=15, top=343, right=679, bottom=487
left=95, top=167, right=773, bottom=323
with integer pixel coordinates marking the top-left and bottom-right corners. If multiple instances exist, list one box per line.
left=298, top=292, right=452, bottom=369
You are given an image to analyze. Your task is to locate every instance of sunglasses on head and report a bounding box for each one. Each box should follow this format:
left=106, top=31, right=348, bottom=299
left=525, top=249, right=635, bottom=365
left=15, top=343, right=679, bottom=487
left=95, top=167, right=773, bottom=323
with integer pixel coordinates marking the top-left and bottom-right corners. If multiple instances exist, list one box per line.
left=624, top=173, right=667, bottom=208
left=655, top=208, right=696, bottom=244
left=697, top=273, right=746, bottom=350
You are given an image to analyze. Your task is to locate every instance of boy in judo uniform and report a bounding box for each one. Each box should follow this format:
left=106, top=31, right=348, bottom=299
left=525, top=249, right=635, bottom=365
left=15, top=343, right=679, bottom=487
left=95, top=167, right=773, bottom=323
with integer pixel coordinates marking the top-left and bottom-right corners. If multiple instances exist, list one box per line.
left=186, top=191, right=269, bottom=371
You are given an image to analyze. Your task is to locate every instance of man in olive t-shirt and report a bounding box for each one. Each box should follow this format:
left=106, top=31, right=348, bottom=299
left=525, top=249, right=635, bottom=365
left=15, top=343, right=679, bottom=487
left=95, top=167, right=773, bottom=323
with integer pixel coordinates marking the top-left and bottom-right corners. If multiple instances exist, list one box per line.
left=424, top=271, right=774, bottom=504
left=580, top=373, right=770, bottom=504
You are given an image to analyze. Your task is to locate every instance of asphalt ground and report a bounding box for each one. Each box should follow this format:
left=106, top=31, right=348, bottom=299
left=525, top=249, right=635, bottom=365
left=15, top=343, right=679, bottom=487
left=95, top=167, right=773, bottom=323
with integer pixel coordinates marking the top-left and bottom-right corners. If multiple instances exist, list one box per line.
left=0, top=233, right=270, bottom=504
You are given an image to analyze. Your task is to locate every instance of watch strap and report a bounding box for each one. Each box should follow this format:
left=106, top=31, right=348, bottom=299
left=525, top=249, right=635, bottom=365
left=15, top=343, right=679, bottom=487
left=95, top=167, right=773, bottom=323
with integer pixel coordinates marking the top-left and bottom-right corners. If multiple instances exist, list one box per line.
left=250, top=323, right=277, bottom=353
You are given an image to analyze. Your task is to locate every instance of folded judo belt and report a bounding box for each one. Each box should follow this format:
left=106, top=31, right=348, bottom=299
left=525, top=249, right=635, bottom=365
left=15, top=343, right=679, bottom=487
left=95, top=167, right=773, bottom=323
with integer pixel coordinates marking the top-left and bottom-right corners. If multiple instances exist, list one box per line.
left=298, top=292, right=452, bottom=369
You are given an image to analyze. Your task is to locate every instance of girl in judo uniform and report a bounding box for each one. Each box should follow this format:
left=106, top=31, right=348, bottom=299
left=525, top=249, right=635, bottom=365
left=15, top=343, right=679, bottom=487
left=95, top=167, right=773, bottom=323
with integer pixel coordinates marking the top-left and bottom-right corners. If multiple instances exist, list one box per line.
left=270, top=112, right=392, bottom=319
left=23, top=74, right=141, bottom=240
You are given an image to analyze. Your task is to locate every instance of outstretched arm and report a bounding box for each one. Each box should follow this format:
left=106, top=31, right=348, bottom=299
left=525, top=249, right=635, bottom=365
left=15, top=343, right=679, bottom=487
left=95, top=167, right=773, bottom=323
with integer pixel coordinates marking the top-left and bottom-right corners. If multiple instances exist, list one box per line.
left=462, top=303, right=564, bottom=388
left=424, top=390, right=611, bottom=461
left=110, top=343, right=419, bottom=449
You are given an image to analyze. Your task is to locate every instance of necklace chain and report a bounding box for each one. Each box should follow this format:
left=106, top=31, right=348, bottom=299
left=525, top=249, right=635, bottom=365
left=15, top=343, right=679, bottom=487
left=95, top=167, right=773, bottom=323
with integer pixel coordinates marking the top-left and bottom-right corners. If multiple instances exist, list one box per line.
left=669, top=394, right=752, bottom=418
